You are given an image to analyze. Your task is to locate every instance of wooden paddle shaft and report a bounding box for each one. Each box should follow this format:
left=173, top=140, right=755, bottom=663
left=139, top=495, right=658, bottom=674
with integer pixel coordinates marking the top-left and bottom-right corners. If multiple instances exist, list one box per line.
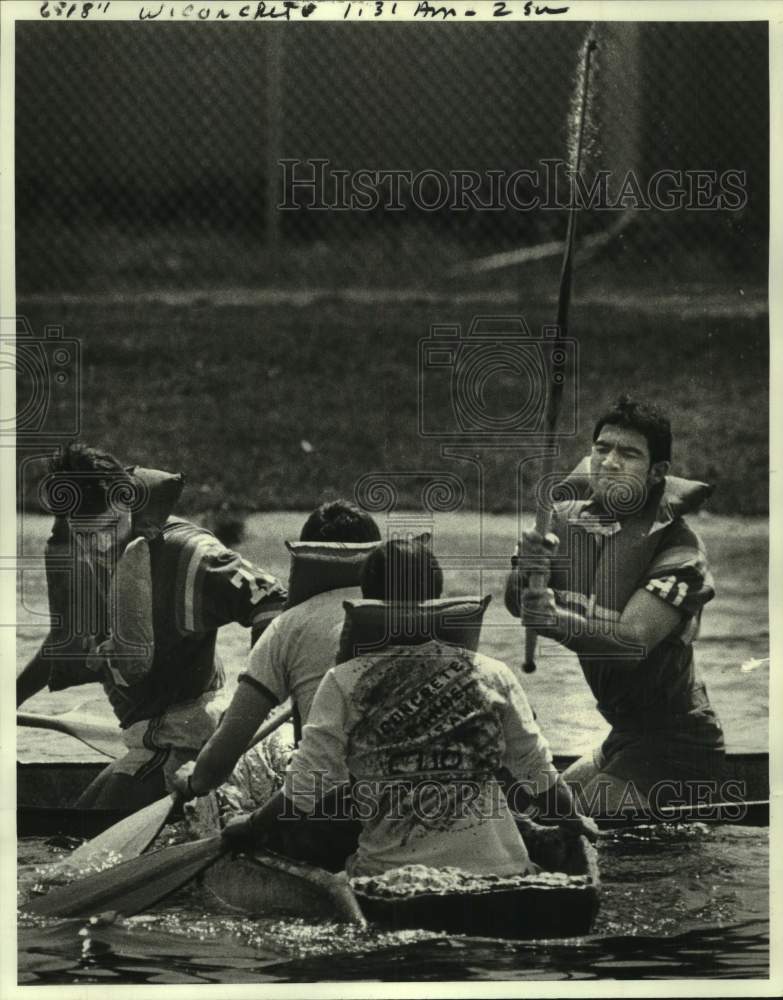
left=592, top=799, right=769, bottom=835
left=19, top=693, right=292, bottom=768
left=522, top=497, right=556, bottom=673
left=17, top=708, right=125, bottom=758
left=657, top=799, right=767, bottom=821
left=249, top=701, right=293, bottom=750
left=523, top=37, right=597, bottom=675
left=17, top=710, right=117, bottom=739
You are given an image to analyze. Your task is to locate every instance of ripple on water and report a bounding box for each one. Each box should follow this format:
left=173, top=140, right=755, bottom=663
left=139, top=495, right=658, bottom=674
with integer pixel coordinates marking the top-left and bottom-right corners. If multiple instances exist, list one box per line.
left=18, top=822, right=769, bottom=983
left=595, top=823, right=768, bottom=938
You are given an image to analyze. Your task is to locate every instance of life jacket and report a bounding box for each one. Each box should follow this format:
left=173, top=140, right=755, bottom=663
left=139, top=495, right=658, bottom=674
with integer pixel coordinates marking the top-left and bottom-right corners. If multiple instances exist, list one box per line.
left=45, top=467, right=223, bottom=726
left=549, top=457, right=714, bottom=622
left=547, top=460, right=720, bottom=734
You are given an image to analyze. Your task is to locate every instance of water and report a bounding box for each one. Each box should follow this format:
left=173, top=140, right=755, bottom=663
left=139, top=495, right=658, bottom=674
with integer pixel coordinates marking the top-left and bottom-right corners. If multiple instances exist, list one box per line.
left=16, top=512, right=769, bottom=981
left=18, top=823, right=768, bottom=983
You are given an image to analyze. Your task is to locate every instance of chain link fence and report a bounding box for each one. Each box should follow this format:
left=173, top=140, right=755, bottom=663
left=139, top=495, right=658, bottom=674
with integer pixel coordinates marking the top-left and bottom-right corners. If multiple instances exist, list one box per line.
left=15, top=20, right=768, bottom=295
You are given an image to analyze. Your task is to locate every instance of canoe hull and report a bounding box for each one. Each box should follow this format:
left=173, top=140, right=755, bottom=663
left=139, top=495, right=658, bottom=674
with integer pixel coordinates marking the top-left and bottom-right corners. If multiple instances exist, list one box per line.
left=355, top=835, right=600, bottom=939
left=17, top=751, right=770, bottom=838
left=357, top=879, right=599, bottom=939
left=202, top=838, right=600, bottom=940
left=203, top=851, right=366, bottom=925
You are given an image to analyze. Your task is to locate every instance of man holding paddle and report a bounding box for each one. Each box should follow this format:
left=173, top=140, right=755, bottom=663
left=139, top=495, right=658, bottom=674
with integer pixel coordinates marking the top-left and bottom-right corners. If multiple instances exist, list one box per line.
left=506, top=396, right=725, bottom=817
left=16, top=443, right=288, bottom=810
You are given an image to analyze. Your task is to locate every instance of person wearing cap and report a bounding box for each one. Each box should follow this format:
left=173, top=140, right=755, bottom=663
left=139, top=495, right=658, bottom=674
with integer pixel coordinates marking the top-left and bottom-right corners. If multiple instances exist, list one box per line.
left=16, top=442, right=288, bottom=810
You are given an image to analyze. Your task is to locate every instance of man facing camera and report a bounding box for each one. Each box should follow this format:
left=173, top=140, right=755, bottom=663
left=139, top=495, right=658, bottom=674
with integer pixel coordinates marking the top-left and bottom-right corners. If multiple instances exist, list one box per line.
left=506, top=396, right=725, bottom=816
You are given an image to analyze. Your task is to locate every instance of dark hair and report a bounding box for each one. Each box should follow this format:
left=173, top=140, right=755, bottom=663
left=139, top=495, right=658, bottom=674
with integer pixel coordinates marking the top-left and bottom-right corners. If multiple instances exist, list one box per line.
left=300, top=499, right=381, bottom=543
left=592, top=395, right=672, bottom=465
left=45, top=442, right=131, bottom=516
left=360, top=536, right=443, bottom=602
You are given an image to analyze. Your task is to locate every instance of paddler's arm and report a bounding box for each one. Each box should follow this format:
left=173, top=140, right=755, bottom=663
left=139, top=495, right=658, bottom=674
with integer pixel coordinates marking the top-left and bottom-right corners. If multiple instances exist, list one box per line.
left=16, top=644, right=52, bottom=707
left=222, top=669, right=351, bottom=849
left=17, top=635, right=99, bottom=706
left=500, top=763, right=597, bottom=840
left=173, top=680, right=277, bottom=799
left=18, top=523, right=100, bottom=707
left=498, top=665, right=598, bottom=842
left=19, top=524, right=61, bottom=706
left=507, top=772, right=597, bottom=839
left=521, top=586, right=683, bottom=664
left=173, top=610, right=288, bottom=800
left=221, top=787, right=314, bottom=849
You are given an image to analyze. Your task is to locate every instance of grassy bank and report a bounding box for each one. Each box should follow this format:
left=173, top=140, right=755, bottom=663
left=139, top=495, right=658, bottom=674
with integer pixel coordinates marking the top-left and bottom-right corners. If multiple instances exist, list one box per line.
left=16, top=283, right=768, bottom=516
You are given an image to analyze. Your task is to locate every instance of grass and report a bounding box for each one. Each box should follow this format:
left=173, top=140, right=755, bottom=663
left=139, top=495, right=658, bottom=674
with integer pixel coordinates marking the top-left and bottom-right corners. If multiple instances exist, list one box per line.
left=16, top=278, right=768, bottom=517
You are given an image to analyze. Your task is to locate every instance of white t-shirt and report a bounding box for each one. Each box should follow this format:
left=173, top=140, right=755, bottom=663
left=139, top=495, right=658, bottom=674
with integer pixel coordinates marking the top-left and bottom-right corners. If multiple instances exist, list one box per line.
left=283, top=639, right=560, bottom=877
left=239, top=587, right=361, bottom=726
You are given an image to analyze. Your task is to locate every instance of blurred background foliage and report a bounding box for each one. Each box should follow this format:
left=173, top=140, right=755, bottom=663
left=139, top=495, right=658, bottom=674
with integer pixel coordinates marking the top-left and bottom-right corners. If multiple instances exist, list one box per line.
left=14, top=20, right=768, bottom=516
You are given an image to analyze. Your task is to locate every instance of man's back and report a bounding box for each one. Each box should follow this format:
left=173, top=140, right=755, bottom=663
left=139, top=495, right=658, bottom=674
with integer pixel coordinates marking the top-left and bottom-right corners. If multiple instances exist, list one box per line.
left=242, top=586, right=362, bottom=729
left=284, top=639, right=559, bottom=876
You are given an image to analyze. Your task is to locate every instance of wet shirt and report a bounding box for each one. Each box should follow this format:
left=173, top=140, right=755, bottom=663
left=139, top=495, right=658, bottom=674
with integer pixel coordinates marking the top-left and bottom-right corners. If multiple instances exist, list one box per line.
left=507, top=498, right=723, bottom=749
left=239, top=586, right=362, bottom=734
left=283, top=640, right=559, bottom=877
left=570, top=515, right=718, bottom=736
left=45, top=517, right=288, bottom=726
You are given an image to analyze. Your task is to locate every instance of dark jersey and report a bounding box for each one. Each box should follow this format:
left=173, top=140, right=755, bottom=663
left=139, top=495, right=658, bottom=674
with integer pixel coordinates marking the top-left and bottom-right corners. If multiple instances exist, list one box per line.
left=44, top=517, right=287, bottom=727
left=506, top=482, right=723, bottom=749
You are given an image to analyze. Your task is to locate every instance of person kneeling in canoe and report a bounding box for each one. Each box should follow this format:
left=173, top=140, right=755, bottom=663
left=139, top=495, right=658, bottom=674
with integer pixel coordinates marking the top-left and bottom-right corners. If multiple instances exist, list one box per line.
left=172, top=500, right=382, bottom=853
left=222, top=536, right=596, bottom=878
left=505, top=395, right=725, bottom=818
left=16, top=443, right=288, bottom=810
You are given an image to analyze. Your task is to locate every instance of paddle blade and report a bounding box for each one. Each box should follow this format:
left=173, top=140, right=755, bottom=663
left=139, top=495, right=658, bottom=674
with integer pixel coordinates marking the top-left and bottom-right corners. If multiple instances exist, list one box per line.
left=62, top=795, right=177, bottom=870
left=26, top=835, right=225, bottom=919
left=18, top=708, right=125, bottom=759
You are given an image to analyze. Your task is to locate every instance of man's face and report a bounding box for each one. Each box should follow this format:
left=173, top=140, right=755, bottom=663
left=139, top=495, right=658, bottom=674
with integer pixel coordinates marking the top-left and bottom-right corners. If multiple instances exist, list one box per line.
left=589, top=424, right=666, bottom=514
left=68, top=506, right=132, bottom=553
